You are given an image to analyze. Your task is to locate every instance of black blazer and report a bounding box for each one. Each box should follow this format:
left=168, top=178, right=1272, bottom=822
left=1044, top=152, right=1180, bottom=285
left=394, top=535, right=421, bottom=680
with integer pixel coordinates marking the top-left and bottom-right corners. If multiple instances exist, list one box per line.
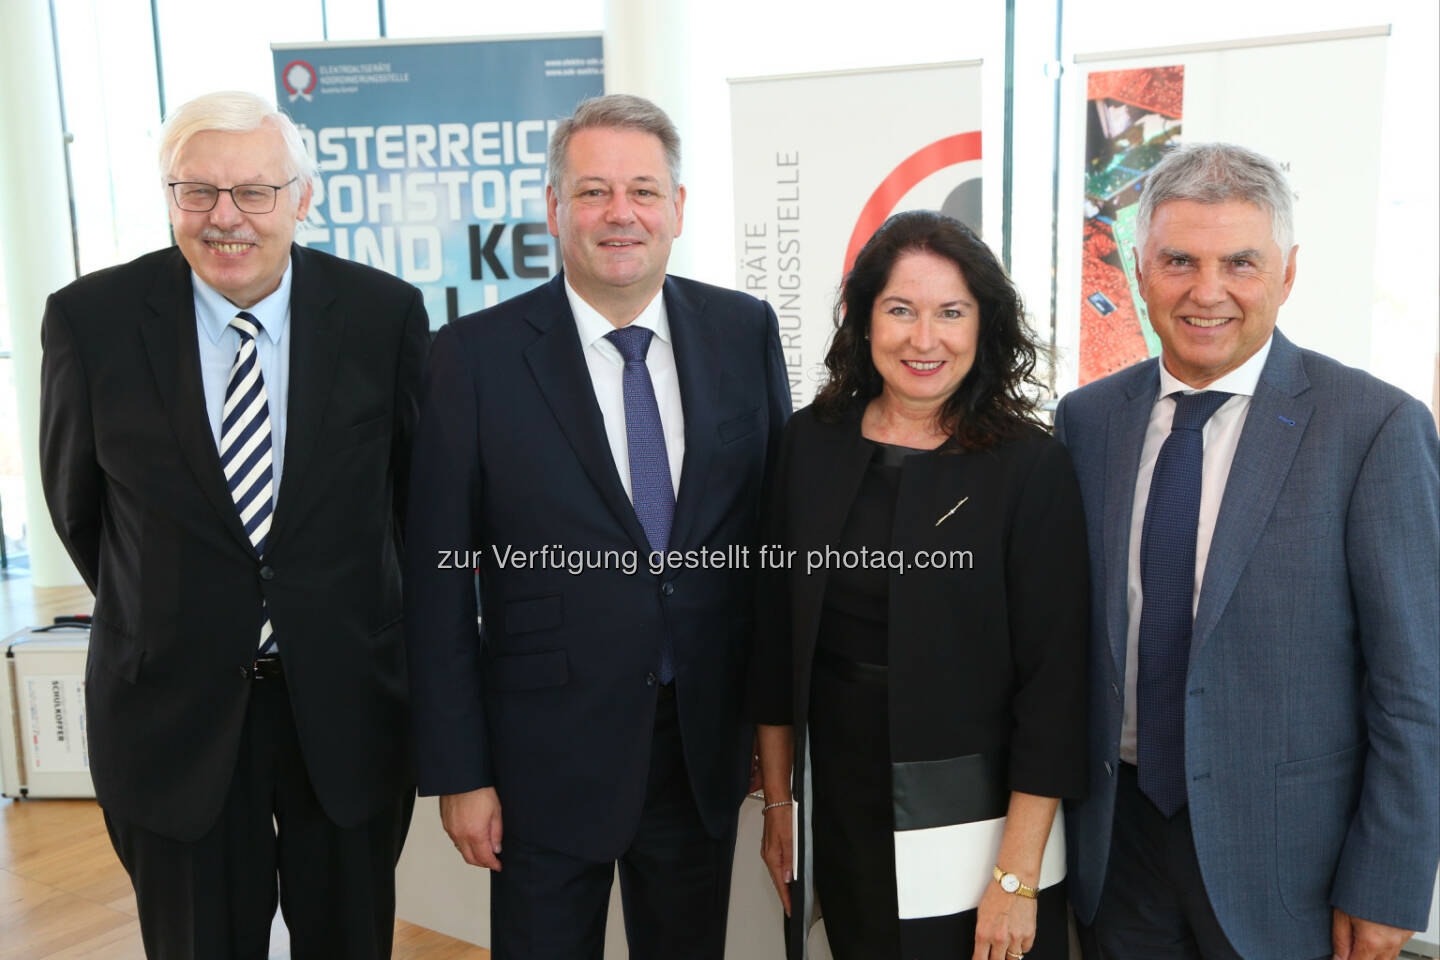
left=747, top=406, right=1091, bottom=956
left=404, top=273, right=791, bottom=861
left=39, top=244, right=428, bottom=841
left=748, top=404, right=1090, bottom=794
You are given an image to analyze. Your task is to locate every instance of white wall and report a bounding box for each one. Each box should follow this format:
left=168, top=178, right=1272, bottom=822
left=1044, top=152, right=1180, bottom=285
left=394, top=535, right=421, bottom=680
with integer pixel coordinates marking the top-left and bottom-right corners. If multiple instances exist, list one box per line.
left=0, top=0, right=82, bottom=586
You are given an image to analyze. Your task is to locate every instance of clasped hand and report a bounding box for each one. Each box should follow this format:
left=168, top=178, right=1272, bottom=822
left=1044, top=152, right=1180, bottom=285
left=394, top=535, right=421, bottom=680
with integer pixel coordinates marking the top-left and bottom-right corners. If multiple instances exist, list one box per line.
left=440, top=786, right=504, bottom=871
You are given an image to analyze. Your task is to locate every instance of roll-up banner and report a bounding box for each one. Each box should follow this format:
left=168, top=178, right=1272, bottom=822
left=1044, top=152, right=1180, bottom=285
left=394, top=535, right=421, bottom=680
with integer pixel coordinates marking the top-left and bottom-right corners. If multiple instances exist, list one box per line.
left=272, top=34, right=605, bottom=328
left=1064, top=27, right=1388, bottom=386
left=730, top=62, right=984, bottom=410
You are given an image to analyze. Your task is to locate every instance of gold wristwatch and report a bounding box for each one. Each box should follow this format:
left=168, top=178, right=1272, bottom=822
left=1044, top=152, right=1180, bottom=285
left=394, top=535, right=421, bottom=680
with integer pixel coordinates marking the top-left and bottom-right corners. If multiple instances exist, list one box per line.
left=992, top=864, right=1038, bottom=899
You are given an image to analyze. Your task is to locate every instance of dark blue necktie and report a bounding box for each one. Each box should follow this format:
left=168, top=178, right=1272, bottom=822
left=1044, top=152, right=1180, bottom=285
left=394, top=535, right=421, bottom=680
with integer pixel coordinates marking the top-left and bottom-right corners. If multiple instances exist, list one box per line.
left=221, top=311, right=276, bottom=655
left=1136, top=390, right=1232, bottom=816
left=605, top=325, right=675, bottom=683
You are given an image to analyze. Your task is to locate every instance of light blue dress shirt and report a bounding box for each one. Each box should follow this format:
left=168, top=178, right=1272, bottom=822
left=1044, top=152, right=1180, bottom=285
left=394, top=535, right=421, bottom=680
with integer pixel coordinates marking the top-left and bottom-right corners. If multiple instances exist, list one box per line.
left=192, top=264, right=292, bottom=509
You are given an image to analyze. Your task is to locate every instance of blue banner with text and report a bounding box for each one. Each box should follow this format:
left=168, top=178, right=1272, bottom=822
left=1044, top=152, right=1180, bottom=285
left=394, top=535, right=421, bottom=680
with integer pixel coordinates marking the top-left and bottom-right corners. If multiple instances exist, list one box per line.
left=272, top=34, right=604, bottom=325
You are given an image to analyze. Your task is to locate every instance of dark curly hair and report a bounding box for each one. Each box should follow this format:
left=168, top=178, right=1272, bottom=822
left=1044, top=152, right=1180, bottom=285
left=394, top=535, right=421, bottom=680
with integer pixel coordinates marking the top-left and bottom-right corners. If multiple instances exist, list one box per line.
left=812, top=209, right=1047, bottom=449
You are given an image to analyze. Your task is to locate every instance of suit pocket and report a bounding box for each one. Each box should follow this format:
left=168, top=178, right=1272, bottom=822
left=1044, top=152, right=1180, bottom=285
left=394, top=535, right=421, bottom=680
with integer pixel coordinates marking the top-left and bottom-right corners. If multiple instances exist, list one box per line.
left=718, top=407, right=761, bottom=445
left=1274, top=743, right=1362, bottom=920
left=88, top=614, right=144, bottom=684
left=334, top=414, right=389, bottom=449
left=502, top=594, right=563, bottom=635
left=1259, top=512, right=1335, bottom=547
left=487, top=649, right=568, bottom=692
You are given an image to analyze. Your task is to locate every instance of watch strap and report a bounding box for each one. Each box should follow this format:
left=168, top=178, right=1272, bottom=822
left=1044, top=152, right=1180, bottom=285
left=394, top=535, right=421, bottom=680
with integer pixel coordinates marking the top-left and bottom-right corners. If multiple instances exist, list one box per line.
left=992, top=864, right=1039, bottom=899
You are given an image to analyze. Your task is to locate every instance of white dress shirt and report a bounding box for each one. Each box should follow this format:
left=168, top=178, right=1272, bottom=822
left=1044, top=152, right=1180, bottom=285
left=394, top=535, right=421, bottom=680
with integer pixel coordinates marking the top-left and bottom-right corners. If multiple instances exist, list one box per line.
left=1119, top=335, right=1274, bottom=763
left=564, top=279, right=685, bottom=501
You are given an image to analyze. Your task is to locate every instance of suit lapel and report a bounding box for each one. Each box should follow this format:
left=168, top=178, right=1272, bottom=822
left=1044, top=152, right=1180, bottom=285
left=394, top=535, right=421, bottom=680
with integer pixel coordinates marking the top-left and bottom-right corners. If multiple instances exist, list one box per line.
left=1192, top=331, right=1312, bottom=651
left=266, top=246, right=342, bottom=554
left=667, top=278, right=718, bottom=552
left=522, top=276, right=651, bottom=552
left=140, top=250, right=255, bottom=555
left=1103, top=361, right=1159, bottom=677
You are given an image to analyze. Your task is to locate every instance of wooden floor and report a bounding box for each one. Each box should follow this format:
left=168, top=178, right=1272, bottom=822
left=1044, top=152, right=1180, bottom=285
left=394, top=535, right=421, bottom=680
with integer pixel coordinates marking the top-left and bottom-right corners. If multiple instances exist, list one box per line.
left=1, top=578, right=488, bottom=959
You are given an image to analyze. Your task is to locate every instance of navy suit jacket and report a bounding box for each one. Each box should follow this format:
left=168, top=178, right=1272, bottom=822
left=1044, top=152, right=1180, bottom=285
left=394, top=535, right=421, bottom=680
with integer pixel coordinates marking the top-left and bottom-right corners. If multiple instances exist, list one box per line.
left=1055, top=329, right=1440, bottom=958
left=404, top=273, right=791, bottom=860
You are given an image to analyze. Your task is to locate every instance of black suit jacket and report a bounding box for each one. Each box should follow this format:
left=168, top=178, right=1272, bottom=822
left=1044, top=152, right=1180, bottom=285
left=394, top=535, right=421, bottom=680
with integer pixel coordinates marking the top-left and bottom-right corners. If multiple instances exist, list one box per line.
left=404, top=273, right=791, bottom=861
left=748, top=406, right=1089, bottom=790
left=39, top=244, right=428, bottom=841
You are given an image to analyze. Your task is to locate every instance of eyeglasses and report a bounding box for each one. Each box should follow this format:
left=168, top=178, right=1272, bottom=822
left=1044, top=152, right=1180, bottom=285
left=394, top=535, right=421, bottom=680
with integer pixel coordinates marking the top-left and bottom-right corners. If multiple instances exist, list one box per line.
left=167, top=178, right=298, bottom=214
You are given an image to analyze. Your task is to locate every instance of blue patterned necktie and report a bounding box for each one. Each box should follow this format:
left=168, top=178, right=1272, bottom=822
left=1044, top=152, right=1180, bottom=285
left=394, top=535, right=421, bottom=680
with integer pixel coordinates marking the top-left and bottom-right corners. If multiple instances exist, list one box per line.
left=1136, top=390, right=1233, bottom=816
left=605, top=325, right=675, bottom=683
left=221, top=311, right=276, bottom=655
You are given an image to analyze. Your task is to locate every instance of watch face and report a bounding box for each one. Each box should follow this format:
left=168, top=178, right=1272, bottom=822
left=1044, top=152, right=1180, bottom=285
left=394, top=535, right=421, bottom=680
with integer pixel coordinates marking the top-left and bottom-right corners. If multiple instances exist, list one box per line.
left=1001, top=873, right=1020, bottom=893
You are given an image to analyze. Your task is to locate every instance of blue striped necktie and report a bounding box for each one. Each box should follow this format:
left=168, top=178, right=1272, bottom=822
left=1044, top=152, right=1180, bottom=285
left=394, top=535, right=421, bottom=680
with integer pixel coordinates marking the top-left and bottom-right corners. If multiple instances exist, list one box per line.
left=1136, top=389, right=1232, bottom=816
left=605, top=325, right=675, bottom=683
left=221, top=311, right=276, bottom=655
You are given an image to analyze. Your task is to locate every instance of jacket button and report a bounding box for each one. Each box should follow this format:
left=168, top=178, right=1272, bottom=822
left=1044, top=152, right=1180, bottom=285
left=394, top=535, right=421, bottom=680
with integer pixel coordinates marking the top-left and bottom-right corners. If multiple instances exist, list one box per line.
left=1103, top=761, right=1113, bottom=777
left=259, top=565, right=275, bottom=581
left=1111, top=682, right=1120, bottom=701
left=645, top=672, right=657, bottom=686
left=661, top=582, right=675, bottom=596
left=239, top=665, right=252, bottom=679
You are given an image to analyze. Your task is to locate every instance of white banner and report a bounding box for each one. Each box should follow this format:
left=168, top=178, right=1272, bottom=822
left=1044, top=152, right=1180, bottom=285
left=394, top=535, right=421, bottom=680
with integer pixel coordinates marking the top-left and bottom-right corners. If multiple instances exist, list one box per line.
left=731, top=61, right=984, bottom=409
left=1061, top=28, right=1389, bottom=387
left=25, top=675, right=88, bottom=772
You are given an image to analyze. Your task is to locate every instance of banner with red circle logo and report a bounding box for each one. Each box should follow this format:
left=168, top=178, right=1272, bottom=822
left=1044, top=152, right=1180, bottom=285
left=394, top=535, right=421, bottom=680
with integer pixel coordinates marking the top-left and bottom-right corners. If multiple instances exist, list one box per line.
left=730, top=62, right=983, bottom=409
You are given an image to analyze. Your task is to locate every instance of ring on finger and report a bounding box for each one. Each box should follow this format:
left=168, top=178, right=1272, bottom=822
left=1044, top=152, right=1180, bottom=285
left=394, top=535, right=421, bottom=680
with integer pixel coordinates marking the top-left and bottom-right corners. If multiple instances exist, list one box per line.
left=1006, top=952, right=1024, bottom=959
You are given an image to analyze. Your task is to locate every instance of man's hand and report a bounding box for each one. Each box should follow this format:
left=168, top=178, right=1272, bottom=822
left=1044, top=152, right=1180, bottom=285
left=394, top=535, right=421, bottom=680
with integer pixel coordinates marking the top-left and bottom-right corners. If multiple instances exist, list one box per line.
left=1332, top=907, right=1412, bottom=960
left=440, top=787, right=503, bottom=871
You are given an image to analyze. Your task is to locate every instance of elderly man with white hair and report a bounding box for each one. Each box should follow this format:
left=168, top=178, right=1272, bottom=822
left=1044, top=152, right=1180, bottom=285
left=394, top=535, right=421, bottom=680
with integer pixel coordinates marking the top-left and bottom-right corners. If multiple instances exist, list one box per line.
left=39, top=90, right=428, bottom=959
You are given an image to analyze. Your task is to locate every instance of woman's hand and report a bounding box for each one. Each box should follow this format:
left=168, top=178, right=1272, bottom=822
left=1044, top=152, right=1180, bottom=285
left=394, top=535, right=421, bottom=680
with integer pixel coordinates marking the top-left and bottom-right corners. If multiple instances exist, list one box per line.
left=755, top=723, right=797, bottom=916
left=972, top=880, right=1036, bottom=960
left=760, top=799, right=795, bottom=916
left=973, top=790, right=1058, bottom=960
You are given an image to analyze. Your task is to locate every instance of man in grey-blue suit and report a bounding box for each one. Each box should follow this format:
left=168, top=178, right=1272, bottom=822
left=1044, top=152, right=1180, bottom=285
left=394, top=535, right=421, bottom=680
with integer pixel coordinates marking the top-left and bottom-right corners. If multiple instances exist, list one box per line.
left=1056, top=143, right=1438, bottom=960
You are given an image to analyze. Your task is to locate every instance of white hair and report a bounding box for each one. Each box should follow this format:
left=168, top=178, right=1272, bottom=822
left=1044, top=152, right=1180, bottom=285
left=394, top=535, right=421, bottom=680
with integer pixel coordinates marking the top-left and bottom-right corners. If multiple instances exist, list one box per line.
left=158, top=91, right=315, bottom=202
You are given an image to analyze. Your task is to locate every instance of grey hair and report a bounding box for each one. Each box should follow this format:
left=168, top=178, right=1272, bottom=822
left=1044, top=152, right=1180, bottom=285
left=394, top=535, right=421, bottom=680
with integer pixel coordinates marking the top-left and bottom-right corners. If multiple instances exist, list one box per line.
left=159, top=91, right=315, bottom=203
left=1135, top=142, right=1295, bottom=257
left=547, top=94, right=681, bottom=192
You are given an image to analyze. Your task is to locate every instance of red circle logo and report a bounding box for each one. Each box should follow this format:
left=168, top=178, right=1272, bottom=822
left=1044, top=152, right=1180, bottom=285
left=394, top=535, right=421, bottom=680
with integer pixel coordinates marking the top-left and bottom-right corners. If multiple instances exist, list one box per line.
left=843, top=131, right=983, bottom=275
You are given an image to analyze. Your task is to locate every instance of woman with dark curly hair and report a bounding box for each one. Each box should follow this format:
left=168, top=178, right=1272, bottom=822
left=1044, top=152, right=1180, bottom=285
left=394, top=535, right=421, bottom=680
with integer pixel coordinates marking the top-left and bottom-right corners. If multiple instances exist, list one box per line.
left=747, top=210, right=1089, bottom=960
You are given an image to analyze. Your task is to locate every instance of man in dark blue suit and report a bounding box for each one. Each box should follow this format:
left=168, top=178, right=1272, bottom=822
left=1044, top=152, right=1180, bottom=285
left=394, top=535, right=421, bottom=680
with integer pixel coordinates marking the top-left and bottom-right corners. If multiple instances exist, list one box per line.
left=404, top=94, right=791, bottom=958
left=1056, top=143, right=1438, bottom=960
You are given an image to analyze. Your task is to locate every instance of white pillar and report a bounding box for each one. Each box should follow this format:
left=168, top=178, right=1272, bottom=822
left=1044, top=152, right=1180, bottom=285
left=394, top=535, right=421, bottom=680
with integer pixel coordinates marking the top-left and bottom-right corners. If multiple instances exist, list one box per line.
left=601, top=0, right=710, bottom=281
left=0, top=0, right=83, bottom=586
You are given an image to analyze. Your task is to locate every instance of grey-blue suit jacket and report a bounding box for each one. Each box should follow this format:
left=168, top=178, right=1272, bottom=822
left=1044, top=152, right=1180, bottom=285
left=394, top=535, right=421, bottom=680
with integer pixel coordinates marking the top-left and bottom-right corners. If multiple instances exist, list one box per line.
left=1054, top=328, right=1439, bottom=959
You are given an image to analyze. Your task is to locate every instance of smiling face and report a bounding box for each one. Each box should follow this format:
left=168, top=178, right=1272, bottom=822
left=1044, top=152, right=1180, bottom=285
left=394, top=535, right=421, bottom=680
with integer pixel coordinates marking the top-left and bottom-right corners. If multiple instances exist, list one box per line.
left=546, top=126, right=684, bottom=324
left=868, top=249, right=980, bottom=416
left=1137, top=198, right=1296, bottom=388
left=167, top=124, right=310, bottom=309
